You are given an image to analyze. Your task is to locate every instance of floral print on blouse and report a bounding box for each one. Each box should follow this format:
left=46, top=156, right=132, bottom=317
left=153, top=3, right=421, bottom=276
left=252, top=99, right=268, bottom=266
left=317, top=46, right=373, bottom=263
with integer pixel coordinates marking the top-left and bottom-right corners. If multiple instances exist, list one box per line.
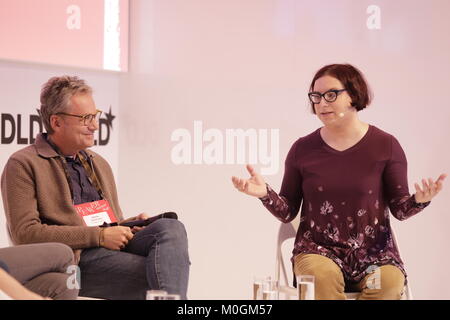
left=260, top=125, right=430, bottom=283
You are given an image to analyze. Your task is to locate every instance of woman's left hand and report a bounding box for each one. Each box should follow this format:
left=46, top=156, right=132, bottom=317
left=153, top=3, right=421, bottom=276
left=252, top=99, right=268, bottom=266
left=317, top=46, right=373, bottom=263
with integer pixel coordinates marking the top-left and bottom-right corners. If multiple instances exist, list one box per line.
left=414, top=173, right=447, bottom=203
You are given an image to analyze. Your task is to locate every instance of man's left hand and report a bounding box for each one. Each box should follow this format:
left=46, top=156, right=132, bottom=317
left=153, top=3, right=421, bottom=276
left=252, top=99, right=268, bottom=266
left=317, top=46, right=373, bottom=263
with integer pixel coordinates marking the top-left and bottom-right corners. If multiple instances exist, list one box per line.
left=136, top=213, right=150, bottom=220
left=131, top=213, right=150, bottom=233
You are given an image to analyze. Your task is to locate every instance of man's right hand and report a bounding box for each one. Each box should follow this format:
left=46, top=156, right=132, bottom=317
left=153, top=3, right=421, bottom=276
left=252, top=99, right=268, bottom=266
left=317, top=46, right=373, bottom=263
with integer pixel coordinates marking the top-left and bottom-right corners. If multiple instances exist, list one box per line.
left=101, top=226, right=134, bottom=251
left=231, top=164, right=268, bottom=198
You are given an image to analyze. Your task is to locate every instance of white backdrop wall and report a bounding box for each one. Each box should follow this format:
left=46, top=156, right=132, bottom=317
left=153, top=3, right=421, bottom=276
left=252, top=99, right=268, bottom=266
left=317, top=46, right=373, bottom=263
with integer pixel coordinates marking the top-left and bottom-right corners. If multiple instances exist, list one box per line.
left=118, top=0, right=450, bottom=299
left=0, top=0, right=449, bottom=300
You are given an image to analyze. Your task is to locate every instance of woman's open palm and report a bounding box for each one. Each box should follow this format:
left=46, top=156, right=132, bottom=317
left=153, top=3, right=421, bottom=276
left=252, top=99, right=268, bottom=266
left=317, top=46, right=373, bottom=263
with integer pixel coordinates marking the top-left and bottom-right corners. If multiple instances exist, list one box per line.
left=231, top=164, right=268, bottom=198
left=414, top=173, right=447, bottom=203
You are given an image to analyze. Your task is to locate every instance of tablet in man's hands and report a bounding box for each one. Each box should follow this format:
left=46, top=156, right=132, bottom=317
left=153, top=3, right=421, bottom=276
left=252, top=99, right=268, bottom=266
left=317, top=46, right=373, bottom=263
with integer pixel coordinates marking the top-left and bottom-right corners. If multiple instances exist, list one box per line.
left=119, top=212, right=178, bottom=228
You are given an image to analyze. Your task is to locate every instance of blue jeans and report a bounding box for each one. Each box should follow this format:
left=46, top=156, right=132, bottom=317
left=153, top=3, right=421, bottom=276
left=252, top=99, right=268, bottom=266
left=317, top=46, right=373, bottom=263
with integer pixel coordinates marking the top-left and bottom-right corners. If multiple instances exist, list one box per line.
left=78, top=218, right=190, bottom=300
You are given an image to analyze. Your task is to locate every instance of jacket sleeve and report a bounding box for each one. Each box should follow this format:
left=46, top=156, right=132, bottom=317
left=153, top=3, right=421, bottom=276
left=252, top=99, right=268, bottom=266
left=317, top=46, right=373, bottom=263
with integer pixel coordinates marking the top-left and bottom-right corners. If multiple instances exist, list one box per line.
left=1, top=157, right=101, bottom=249
left=382, top=136, right=430, bottom=221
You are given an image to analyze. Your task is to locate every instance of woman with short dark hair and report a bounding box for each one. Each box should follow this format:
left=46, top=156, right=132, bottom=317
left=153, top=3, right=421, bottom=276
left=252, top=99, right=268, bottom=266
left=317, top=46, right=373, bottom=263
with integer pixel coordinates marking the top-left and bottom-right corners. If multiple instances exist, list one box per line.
left=232, top=63, right=446, bottom=300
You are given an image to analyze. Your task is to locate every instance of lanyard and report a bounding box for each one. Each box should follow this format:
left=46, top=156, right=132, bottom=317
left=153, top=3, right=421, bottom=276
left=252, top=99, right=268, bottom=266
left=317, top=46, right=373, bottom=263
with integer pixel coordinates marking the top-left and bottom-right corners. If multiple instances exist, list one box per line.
left=45, top=136, right=105, bottom=204
left=78, top=152, right=106, bottom=200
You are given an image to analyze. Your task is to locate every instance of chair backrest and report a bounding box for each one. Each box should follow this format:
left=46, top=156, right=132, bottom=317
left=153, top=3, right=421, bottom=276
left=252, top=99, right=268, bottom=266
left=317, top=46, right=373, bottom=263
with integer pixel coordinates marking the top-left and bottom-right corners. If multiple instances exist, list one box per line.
left=275, top=215, right=300, bottom=298
left=390, top=225, right=413, bottom=300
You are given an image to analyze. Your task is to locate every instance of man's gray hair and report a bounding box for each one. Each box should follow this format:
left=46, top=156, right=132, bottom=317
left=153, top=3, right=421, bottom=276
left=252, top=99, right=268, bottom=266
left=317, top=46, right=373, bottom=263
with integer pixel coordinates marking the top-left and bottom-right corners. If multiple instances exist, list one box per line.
left=39, top=76, right=92, bottom=134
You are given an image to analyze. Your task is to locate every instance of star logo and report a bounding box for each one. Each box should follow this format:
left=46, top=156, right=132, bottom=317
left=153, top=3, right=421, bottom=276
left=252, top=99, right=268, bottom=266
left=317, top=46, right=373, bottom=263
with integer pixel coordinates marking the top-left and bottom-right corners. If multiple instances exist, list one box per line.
left=103, top=106, right=116, bottom=130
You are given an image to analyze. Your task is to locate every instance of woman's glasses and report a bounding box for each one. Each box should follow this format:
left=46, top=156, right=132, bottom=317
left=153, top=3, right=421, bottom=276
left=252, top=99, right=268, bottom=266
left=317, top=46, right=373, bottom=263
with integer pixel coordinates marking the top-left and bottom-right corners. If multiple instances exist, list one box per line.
left=308, top=89, right=346, bottom=104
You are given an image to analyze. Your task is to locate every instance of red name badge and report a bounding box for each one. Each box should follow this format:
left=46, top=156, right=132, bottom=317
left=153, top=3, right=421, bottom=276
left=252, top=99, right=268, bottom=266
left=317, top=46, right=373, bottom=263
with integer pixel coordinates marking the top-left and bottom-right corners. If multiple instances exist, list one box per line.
left=74, top=200, right=117, bottom=227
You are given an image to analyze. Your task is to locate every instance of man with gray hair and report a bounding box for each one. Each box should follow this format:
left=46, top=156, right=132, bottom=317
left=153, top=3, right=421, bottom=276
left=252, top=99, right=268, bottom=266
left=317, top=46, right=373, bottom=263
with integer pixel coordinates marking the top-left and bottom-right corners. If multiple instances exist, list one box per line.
left=1, top=76, right=190, bottom=300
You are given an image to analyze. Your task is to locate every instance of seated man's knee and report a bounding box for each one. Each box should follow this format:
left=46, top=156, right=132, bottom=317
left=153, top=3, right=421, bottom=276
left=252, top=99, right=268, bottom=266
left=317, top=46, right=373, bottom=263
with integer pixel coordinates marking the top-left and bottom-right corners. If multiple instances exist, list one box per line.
left=153, top=219, right=188, bottom=242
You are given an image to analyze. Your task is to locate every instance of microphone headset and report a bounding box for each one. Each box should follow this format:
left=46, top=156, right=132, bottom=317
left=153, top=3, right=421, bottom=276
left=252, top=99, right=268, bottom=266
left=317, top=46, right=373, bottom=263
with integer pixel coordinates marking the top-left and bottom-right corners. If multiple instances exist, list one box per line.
left=338, top=103, right=356, bottom=118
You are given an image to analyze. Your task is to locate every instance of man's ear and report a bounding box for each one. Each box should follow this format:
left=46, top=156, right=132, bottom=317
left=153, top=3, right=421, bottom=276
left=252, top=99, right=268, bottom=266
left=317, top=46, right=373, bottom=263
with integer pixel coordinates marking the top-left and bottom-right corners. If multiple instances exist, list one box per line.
left=49, top=115, right=61, bottom=132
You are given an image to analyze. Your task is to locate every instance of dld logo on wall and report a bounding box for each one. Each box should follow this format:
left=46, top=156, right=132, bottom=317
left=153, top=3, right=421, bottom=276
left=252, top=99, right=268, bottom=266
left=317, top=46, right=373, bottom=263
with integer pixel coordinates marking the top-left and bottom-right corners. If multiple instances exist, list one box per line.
left=0, top=108, right=116, bottom=145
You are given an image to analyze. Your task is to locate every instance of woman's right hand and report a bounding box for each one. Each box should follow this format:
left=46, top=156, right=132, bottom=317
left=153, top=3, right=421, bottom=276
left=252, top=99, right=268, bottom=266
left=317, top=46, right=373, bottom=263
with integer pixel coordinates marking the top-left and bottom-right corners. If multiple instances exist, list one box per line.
left=231, top=164, right=268, bottom=198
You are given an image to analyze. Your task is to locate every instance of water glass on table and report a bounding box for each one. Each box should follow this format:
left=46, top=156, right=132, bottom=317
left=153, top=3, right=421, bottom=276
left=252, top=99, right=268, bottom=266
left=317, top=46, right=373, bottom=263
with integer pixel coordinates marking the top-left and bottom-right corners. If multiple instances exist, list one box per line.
left=146, top=290, right=169, bottom=300
left=253, top=276, right=271, bottom=300
left=262, top=279, right=279, bottom=300
left=296, top=275, right=315, bottom=300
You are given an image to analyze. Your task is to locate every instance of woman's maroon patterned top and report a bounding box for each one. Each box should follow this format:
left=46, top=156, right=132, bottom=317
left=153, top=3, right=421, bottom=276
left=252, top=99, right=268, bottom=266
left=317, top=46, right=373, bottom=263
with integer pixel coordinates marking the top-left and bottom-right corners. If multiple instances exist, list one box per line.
left=260, top=125, right=430, bottom=283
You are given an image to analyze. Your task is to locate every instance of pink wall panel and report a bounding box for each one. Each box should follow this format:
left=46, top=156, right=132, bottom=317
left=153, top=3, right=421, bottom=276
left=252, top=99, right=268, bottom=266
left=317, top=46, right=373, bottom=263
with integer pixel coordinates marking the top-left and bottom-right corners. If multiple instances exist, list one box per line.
left=0, top=0, right=128, bottom=71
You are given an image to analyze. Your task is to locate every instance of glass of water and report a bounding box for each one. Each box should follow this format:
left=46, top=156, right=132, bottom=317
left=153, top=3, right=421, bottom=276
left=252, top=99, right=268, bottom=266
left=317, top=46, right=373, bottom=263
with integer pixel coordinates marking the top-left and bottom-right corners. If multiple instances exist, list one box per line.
left=163, top=294, right=181, bottom=300
left=296, top=275, right=315, bottom=300
left=253, top=276, right=271, bottom=300
left=146, top=290, right=168, bottom=300
left=262, top=279, right=279, bottom=300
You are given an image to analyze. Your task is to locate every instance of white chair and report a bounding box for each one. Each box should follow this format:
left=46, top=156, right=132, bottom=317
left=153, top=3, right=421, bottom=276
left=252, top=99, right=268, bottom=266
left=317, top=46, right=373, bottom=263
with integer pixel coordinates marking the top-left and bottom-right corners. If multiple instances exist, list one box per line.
left=275, top=216, right=299, bottom=299
left=275, top=215, right=412, bottom=300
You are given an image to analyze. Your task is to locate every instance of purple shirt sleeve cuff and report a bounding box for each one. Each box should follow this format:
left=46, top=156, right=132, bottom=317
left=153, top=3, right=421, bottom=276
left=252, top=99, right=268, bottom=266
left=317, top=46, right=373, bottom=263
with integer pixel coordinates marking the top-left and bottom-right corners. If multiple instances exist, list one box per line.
left=258, top=184, right=272, bottom=202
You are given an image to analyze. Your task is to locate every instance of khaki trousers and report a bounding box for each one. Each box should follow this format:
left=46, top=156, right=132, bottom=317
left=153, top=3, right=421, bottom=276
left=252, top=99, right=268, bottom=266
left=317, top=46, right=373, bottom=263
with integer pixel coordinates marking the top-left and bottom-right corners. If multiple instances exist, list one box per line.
left=294, top=253, right=405, bottom=300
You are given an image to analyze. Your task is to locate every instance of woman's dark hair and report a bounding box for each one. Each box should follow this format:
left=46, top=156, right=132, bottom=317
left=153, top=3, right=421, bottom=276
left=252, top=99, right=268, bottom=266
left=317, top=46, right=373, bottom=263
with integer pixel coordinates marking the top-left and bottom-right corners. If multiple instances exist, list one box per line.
left=309, top=64, right=372, bottom=113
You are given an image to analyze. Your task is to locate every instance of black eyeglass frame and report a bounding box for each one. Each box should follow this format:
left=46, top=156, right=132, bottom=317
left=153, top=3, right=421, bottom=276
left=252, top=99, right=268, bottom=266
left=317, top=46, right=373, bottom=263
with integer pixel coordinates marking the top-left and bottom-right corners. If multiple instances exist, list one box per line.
left=308, top=89, right=347, bottom=104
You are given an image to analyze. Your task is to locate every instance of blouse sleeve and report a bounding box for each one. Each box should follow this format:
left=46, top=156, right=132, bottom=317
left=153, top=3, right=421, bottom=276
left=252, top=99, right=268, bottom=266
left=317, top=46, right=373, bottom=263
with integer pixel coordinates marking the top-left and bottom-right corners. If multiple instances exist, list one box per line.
left=383, top=135, right=430, bottom=221
left=260, top=141, right=303, bottom=223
